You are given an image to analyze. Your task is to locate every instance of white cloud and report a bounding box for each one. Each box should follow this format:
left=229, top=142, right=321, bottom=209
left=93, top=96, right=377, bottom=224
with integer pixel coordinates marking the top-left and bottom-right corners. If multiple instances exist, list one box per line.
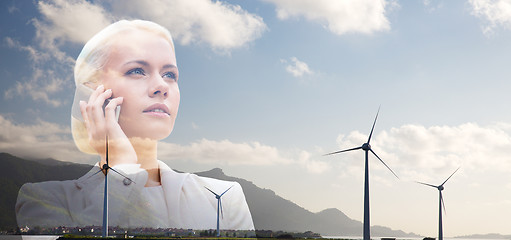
left=8, top=4, right=20, bottom=14
left=423, top=0, right=444, bottom=12
left=297, top=150, right=329, bottom=174
left=0, top=112, right=326, bottom=172
left=33, top=0, right=266, bottom=51
left=0, top=114, right=328, bottom=172
left=158, top=139, right=292, bottom=165
left=158, top=139, right=327, bottom=173
left=108, top=0, right=267, bottom=51
left=469, top=0, right=511, bottom=36
left=5, top=0, right=266, bottom=106
left=32, top=0, right=112, bottom=67
left=4, top=38, right=67, bottom=107
left=0, top=115, right=92, bottom=163
left=5, top=37, right=48, bottom=63
left=334, top=122, right=511, bottom=181
left=4, top=77, right=65, bottom=107
left=4, top=0, right=111, bottom=107
left=35, top=0, right=113, bottom=47
left=282, top=57, right=314, bottom=78
left=263, top=0, right=395, bottom=35
left=5, top=0, right=108, bottom=107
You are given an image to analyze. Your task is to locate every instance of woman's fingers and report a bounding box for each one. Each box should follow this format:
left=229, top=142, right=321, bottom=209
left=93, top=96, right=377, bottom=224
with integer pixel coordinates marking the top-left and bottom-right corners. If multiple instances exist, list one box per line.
left=88, top=84, right=104, bottom=104
left=81, top=85, right=113, bottom=155
left=79, top=100, right=92, bottom=139
left=80, top=85, right=136, bottom=165
left=104, top=96, right=123, bottom=134
left=79, top=100, right=89, bottom=128
left=89, top=87, right=112, bottom=133
left=103, top=96, right=136, bottom=165
left=83, top=85, right=103, bottom=133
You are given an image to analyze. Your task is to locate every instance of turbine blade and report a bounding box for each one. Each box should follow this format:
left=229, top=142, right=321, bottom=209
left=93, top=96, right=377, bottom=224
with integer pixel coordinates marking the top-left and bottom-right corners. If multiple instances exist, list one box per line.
left=85, top=168, right=104, bottom=181
left=108, top=167, right=135, bottom=184
left=219, top=199, right=224, bottom=219
left=220, top=185, right=234, bottom=197
left=441, top=192, right=446, bottom=215
left=204, top=186, right=219, bottom=197
left=441, top=167, right=460, bottom=187
left=367, top=106, right=380, bottom=144
left=370, top=149, right=399, bottom=179
left=105, top=136, right=109, bottom=166
left=324, top=146, right=363, bottom=156
left=415, top=181, right=438, bottom=189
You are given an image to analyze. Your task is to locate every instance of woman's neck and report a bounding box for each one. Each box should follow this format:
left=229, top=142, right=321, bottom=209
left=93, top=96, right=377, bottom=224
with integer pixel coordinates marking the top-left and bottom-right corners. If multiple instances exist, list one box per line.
left=130, top=137, right=161, bottom=187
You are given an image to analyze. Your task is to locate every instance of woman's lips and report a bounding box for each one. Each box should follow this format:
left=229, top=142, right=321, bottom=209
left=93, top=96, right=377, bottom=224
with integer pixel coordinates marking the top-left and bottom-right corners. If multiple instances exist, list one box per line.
left=143, top=103, right=170, bottom=117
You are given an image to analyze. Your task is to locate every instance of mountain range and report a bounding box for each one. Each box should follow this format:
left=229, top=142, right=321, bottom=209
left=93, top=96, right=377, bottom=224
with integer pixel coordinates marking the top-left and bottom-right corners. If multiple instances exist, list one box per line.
left=0, top=152, right=418, bottom=237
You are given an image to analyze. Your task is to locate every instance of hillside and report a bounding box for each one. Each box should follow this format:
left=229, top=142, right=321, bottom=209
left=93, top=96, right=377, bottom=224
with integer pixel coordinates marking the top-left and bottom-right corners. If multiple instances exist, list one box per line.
left=0, top=153, right=418, bottom=237
left=196, top=168, right=417, bottom=237
left=0, top=153, right=91, bottom=230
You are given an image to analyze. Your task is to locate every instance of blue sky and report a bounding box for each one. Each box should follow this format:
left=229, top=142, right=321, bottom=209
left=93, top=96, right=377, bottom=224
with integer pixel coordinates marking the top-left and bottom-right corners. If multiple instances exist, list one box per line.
left=2, top=0, right=511, bottom=237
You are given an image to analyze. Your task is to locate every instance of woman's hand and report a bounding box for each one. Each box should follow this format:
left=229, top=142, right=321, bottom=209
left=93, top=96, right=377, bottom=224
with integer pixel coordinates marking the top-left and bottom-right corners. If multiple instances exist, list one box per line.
left=79, top=85, right=137, bottom=167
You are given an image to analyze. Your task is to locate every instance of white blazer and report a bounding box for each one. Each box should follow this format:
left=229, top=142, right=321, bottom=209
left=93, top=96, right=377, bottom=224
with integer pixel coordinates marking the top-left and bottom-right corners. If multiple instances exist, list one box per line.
left=16, top=161, right=255, bottom=230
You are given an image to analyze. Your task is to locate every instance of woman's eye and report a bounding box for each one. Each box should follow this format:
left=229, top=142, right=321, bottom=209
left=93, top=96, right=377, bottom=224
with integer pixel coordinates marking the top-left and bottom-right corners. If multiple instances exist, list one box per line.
left=163, top=71, right=177, bottom=81
left=126, top=68, right=145, bottom=76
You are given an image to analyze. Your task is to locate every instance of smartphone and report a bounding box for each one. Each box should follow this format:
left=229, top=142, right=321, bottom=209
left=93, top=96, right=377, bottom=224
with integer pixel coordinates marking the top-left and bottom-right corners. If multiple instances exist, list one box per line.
left=72, top=84, right=120, bottom=122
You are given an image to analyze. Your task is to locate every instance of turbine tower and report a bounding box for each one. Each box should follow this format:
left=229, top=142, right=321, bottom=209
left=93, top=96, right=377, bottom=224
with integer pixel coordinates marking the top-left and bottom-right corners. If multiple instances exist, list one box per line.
left=325, top=108, right=399, bottom=240
left=88, top=136, right=134, bottom=237
left=205, top=185, right=234, bottom=237
left=417, top=167, right=460, bottom=240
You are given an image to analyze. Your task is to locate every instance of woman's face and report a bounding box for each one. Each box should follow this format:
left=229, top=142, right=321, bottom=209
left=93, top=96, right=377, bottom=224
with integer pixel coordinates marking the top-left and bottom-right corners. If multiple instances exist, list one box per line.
left=100, top=30, right=180, bottom=140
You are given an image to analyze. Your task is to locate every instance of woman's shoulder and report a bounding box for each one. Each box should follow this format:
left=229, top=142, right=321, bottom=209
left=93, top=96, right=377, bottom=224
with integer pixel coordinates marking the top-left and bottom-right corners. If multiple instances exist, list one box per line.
left=16, top=179, right=81, bottom=227
left=188, top=172, right=241, bottom=190
left=16, top=165, right=99, bottom=209
left=177, top=170, right=254, bottom=230
left=18, top=178, right=79, bottom=196
left=158, top=161, right=244, bottom=195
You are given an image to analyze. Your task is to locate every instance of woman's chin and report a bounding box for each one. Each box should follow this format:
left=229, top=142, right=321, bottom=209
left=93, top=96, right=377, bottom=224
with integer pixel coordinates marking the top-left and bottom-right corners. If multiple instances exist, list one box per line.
left=125, top=127, right=173, bottom=141
left=122, top=119, right=175, bottom=139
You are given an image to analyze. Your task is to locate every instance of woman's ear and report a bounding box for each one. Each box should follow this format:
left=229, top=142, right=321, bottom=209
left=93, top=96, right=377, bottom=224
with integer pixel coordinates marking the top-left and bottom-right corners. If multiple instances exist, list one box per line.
left=83, top=81, right=98, bottom=90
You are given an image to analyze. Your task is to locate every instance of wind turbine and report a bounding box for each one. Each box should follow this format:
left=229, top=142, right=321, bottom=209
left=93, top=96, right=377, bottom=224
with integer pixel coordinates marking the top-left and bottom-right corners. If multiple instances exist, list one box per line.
left=416, top=167, right=460, bottom=240
left=325, top=108, right=399, bottom=240
left=205, top=185, right=234, bottom=237
left=87, top=136, right=134, bottom=237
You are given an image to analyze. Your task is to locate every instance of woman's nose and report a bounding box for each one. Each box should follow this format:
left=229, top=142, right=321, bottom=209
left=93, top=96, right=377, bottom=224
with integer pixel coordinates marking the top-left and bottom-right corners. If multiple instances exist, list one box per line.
left=150, top=75, right=169, bottom=98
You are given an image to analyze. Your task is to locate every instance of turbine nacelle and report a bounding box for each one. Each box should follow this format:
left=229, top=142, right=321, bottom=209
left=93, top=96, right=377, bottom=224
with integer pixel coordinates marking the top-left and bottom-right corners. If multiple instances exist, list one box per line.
left=438, top=185, right=444, bottom=191
left=361, top=143, right=371, bottom=151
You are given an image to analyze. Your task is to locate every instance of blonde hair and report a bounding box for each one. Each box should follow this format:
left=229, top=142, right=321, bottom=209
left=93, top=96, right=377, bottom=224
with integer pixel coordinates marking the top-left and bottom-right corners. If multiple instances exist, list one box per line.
left=71, top=19, right=175, bottom=154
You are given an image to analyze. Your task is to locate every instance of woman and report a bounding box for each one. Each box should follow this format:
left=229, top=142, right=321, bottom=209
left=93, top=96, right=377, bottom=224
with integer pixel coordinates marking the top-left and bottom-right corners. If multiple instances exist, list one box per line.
left=16, top=20, right=254, bottom=231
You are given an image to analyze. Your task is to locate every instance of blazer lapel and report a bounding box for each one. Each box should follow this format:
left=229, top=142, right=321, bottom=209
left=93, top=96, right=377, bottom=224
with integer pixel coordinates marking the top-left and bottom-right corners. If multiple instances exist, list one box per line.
left=158, top=160, right=189, bottom=228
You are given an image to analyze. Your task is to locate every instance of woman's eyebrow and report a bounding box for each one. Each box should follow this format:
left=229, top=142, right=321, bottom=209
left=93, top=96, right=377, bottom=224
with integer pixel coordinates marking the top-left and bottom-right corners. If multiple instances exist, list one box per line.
left=124, top=60, right=149, bottom=66
left=123, top=61, right=177, bottom=70
left=162, top=64, right=178, bottom=70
